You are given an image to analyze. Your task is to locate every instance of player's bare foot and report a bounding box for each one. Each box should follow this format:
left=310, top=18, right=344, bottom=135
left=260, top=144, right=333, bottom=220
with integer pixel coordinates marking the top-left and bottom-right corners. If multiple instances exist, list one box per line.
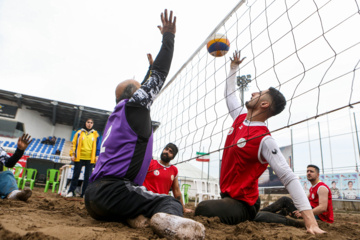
left=127, top=215, right=150, bottom=228
left=150, top=212, right=205, bottom=240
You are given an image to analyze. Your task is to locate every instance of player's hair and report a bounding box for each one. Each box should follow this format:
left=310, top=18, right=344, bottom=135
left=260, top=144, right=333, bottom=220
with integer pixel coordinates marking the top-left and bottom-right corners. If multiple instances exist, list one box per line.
left=267, top=87, right=286, bottom=117
left=331, top=181, right=336, bottom=184
left=348, top=181, right=353, bottom=185
left=307, top=164, right=320, bottom=173
left=116, top=83, right=138, bottom=104
left=164, top=143, right=178, bottom=158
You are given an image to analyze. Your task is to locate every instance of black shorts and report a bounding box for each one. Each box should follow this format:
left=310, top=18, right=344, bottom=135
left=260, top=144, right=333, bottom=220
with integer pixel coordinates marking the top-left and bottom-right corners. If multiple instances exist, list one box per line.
left=84, top=177, right=183, bottom=221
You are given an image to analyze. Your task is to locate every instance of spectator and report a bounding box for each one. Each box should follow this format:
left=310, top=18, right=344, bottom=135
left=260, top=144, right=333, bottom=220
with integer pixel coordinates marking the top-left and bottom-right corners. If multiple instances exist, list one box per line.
left=41, top=137, right=49, bottom=144
left=0, top=134, right=33, bottom=201
left=49, top=136, right=56, bottom=146
left=66, top=118, right=100, bottom=198
left=41, top=136, right=56, bottom=145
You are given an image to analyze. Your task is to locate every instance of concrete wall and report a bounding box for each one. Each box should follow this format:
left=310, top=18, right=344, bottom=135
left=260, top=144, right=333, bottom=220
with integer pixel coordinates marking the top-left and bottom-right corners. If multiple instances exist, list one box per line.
left=332, top=200, right=360, bottom=211
left=259, top=194, right=360, bottom=211
left=0, top=99, right=73, bottom=140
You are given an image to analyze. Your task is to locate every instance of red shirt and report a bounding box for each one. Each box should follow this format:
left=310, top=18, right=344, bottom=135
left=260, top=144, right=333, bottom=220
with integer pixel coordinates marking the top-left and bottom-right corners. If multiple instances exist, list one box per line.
left=143, top=160, right=178, bottom=194
left=309, top=181, right=334, bottom=223
left=220, top=113, right=270, bottom=206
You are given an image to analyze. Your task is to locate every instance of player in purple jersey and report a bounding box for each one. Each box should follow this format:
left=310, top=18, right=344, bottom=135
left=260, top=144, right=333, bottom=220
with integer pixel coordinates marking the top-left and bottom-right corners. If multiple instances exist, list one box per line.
left=84, top=10, right=205, bottom=240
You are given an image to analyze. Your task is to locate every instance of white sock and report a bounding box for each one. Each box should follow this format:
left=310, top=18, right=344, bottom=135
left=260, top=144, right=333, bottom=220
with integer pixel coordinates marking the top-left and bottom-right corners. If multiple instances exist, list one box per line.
left=8, top=190, right=21, bottom=199
left=150, top=213, right=206, bottom=240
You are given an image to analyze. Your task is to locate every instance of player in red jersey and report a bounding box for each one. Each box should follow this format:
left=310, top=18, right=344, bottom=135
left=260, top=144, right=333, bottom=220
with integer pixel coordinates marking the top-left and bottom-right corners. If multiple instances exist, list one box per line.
left=143, top=143, right=192, bottom=213
left=194, top=51, right=325, bottom=234
left=255, top=164, right=333, bottom=225
left=295, top=165, right=333, bottom=222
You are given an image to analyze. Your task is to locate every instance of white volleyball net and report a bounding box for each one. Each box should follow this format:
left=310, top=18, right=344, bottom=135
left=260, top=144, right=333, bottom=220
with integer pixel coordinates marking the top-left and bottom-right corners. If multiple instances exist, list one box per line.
left=151, top=0, right=360, bottom=178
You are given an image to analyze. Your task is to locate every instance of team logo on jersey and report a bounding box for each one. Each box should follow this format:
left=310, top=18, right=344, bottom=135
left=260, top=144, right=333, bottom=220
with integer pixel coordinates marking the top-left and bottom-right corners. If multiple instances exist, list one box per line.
left=237, top=138, right=246, bottom=148
left=171, top=175, right=174, bottom=181
left=228, top=127, right=234, bottom=135
left=239, top=125, right=243, bottom=130
left=272, top=149, right=277, bottom=154
left=154, top=170, right=160, bottom=176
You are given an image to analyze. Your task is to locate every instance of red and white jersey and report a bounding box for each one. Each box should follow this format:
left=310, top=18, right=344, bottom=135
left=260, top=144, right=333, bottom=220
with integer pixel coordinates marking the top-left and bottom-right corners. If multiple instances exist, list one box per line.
left=220, top=113, right=270, bottom=206
left=308, top=181, right=334, bottom=223
left=143, top=159, right=178, bottom=195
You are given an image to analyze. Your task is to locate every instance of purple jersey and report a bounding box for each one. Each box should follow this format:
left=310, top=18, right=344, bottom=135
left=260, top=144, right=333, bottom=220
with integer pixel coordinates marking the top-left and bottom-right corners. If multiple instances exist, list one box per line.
left=90, top=99, right=153, bottom=185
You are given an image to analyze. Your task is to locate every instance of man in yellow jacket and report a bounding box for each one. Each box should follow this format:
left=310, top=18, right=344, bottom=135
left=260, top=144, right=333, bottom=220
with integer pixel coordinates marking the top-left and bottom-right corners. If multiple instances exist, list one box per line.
left=66, top=118, right=100, bottom=198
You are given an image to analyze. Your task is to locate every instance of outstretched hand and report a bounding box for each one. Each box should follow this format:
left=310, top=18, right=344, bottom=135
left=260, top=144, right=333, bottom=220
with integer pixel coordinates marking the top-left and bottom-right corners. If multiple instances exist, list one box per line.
left=301, top=210, right=326, bottom=235
left=230, top=50, right=246, bottom=69
left=157, top=9, right=176, bottom=35
left=292, top=210, right=302, bottom=219
left=17, top=134, right=32, bottom=151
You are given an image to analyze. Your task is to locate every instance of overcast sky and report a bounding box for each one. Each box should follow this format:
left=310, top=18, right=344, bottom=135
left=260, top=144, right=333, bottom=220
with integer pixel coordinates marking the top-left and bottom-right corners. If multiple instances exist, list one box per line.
left=0, top=0, right=240, bottom=111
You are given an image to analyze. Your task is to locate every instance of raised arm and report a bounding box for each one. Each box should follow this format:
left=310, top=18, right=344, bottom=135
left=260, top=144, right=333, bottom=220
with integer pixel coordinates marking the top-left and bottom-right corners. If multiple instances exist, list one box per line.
left=130, top=9, right=176, bottom=109
left=2, top=134, right=32, bottom=168
left=225, top=51, right=246, bottom=120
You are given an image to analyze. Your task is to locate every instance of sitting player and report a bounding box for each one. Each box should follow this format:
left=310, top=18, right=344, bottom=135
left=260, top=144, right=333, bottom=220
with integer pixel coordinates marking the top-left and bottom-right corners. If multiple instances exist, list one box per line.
left=143, top=143, right=192, bottom=213
left=194, top=51, right=325, bottom=234
left=84, top=9, right=205, bottom=240
left=255, top=164, right=333, bottom=226
left=0, top=134, right=33, bottom=201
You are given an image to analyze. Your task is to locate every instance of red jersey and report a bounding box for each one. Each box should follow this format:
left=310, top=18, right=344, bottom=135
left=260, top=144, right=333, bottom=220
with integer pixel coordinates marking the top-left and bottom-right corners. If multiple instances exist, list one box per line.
left=308, top=181, right=334, bottom=223
left=143, top=159, right=178, bottom=194
left=220, top=113, right=270, bottom=206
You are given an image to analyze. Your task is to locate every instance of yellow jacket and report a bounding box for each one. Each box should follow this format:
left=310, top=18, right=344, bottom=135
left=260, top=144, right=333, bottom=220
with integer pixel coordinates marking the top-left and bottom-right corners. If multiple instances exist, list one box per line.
left=69, top=129, right=100, bottom=164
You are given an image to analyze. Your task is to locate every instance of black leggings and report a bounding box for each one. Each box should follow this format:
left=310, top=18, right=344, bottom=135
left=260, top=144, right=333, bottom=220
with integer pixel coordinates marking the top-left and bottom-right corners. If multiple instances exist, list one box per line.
left=261, top=196, right=297, bottom=214
left=254, top=196, right=304, bottom=227
left=194, top=196, right=260, bottom=225
left=68, top=160, right=94, bottom=196
left=85, top=177, right=183, bottom=221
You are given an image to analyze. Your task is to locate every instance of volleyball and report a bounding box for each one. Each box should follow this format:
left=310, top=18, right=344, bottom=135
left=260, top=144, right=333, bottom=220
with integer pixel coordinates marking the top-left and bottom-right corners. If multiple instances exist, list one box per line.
left=207, top=33, right=230, bottom=57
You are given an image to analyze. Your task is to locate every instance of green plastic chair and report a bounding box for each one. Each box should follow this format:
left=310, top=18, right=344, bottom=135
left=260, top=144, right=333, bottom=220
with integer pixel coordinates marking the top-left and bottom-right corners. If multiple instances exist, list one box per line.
left=181, top=184, right=191, bottom=204
left=21, top=168, right=37, bottom=190
left=13, top=167, right=25, bottom=189
left=44, top=169, right=60, bottom=193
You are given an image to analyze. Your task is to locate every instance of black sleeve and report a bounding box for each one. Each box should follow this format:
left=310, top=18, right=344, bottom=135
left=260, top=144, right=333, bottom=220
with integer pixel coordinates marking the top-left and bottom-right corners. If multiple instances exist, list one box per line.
left=129, top=32, right=175, bottom=109
left=5, top=148, right=24, bottom=168
left=141, top=65, right=152, bottom=85
left=141, top=32, right=174, bottom=85
left=151, top=32, right=175, bottom=77
left=125, top=102, right=152, bottom=139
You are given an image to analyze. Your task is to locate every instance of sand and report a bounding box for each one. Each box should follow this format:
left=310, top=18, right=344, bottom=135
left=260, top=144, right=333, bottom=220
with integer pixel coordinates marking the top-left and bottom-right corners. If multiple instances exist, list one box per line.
left=1, top=187, right=360, bottom=240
